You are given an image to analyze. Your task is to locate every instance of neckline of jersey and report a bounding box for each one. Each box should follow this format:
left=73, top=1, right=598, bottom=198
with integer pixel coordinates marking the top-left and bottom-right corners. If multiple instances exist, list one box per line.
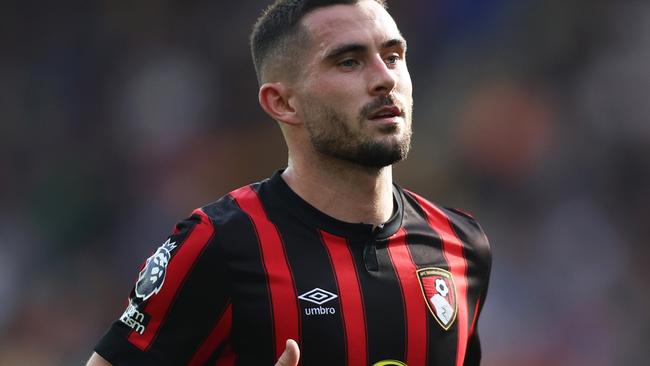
left=263, top=169, right=404, bottom=240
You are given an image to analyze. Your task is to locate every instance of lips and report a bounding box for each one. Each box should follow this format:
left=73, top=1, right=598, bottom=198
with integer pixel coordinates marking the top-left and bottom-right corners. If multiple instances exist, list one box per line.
left=368, top=105, right=402, bottom=120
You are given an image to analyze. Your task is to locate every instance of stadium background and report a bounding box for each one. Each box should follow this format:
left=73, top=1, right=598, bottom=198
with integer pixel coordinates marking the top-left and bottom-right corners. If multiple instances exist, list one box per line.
left=1, top=0, right=649, bottom=364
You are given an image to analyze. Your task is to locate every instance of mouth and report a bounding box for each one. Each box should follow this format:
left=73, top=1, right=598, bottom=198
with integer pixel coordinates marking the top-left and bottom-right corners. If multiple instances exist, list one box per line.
left=367, top=105, right=403, bottom=121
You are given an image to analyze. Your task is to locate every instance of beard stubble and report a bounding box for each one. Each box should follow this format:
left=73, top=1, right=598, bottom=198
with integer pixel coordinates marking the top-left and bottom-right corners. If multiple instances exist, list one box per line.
left=304, top=95, right=412, bottom=168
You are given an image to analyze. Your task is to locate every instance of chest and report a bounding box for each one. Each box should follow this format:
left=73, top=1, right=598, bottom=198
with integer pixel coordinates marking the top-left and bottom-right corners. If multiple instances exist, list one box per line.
left=224, top=223, right=480, bottom=365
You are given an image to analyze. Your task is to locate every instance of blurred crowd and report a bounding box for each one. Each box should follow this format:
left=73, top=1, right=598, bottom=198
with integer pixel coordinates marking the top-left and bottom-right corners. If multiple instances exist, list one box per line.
left=1, top=0, right=648, bottom=365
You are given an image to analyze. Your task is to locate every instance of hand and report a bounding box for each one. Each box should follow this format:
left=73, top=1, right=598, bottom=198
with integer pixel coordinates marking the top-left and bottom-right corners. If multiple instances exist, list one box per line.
left=274, top=339, right=300, bottom=366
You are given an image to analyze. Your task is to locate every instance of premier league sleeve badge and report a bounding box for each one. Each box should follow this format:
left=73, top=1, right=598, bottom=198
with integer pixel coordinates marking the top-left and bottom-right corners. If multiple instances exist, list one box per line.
left=135, top=238, right=177, bottom=301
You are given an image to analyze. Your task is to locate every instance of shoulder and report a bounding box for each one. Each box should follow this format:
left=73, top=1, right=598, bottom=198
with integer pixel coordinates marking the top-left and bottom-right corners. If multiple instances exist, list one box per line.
left=198, top=179, right=268, bottom=228
left=401, top=188, right=492, bottom=264
left=180, top=179, right=276, bottom=256
left=154, top=181, right=269, bottom=276
left=401, top=188, right=486, bottom=236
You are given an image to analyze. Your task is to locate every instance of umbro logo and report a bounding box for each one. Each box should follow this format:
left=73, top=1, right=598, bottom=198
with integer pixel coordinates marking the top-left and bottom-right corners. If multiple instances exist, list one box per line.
left=298, top=288, right=338, bottom=316
left=298, top=288, right=338, bottom=305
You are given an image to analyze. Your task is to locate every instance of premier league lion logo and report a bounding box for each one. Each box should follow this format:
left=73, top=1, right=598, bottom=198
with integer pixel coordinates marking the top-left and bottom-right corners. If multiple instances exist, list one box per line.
left=135, top=238, right=177, bottom=301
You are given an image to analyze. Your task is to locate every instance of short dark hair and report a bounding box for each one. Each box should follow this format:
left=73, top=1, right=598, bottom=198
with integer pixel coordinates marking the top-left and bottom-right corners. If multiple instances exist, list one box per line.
left=250, top=0, right=387, bottom=85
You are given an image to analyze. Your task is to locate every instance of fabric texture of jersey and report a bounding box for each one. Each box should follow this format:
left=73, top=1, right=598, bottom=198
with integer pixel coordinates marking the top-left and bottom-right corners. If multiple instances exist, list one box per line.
left=95, top=170, right=492, bottom=366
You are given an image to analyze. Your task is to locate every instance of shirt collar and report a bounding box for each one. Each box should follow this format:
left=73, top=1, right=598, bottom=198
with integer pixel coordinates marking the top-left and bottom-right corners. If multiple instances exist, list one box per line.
left=261, top=169, right=404, bottom=240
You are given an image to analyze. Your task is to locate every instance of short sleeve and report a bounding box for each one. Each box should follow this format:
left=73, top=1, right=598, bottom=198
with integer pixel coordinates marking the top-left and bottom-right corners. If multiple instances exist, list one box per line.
left=94, top=209, right=232, bottom=365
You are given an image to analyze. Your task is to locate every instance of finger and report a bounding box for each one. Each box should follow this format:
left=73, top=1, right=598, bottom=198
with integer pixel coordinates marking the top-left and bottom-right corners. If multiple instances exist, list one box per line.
left=274, top=339, right=300, bottom=366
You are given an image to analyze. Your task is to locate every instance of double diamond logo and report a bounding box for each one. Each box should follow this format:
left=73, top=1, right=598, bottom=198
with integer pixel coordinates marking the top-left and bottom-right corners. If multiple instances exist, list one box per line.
left=298, top=288, right=338, bottom=305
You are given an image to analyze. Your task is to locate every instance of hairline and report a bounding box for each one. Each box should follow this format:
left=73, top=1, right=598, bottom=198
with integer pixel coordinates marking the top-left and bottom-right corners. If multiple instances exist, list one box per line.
left=253, top=0, right=387, bottom=86
left=258, top=22, right=312, bottom=85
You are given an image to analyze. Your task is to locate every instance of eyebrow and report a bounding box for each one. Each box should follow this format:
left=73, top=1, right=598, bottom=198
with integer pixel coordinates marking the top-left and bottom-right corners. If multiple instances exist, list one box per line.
left=323, top=38, right=407, bottom=61
left=383, top=38, right=407, bottom=51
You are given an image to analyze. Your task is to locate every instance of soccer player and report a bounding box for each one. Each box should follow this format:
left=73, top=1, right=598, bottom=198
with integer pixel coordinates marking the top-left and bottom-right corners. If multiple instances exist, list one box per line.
left=87, top=0, right=491, bottom=365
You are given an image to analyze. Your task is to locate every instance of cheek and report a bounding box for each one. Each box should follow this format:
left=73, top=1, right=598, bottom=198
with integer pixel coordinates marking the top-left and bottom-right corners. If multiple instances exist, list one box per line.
left=306, top=77, right=363, bottom=110
left=397, top=68, right=413, bottom=96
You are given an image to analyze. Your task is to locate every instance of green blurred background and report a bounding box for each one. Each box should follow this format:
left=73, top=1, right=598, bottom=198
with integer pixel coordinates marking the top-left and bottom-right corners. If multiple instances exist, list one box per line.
left=1, top=0, right=648, bottom=364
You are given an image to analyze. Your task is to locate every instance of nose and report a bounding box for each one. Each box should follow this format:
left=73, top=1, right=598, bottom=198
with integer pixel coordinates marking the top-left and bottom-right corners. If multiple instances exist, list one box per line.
left=367, top=55, right=397, bottom=96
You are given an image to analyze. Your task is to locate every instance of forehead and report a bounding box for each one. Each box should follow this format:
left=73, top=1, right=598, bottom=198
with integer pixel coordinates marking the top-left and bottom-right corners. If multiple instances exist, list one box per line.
left=301, top=1, right=403, bottom=53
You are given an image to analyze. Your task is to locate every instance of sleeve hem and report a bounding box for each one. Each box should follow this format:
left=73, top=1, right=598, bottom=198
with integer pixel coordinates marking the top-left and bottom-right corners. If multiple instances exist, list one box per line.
left=94, top=323, right=162, bottom=366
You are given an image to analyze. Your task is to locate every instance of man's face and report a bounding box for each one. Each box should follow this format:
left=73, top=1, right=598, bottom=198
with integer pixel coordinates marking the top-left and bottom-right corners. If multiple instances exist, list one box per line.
left=295, top=0, right=413, bottom=168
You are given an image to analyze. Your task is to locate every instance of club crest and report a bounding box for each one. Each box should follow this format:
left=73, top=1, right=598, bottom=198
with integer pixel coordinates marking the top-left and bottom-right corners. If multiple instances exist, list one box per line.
left=135, top=238, right=177, bottom=301
left=416, top=267, right=457, bottom=330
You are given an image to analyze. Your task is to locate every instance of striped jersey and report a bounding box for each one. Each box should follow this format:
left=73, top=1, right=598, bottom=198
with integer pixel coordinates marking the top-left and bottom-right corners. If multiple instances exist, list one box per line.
left=95, top=170, right=492, bottom=366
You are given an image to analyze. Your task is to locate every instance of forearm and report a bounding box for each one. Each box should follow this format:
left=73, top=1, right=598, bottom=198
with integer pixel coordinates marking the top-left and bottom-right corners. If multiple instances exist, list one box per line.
left=86, top=352, right=112, bottom=366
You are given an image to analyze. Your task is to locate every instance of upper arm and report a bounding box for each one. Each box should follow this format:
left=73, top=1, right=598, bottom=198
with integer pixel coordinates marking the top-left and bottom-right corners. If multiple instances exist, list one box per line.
left=92, top=209, right=233, bottom=365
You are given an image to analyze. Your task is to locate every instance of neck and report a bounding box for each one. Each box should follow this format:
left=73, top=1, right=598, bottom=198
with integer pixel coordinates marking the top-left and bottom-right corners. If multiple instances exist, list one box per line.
left=281, top=153, right=394, bottom=226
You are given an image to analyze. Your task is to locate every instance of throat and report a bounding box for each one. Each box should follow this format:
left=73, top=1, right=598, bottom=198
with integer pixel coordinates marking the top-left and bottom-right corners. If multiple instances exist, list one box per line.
left=281, top=165, right=394, bottom=226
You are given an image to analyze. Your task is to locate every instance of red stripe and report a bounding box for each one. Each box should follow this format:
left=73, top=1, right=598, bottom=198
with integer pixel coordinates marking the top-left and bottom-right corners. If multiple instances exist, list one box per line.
left=214, top=343, right=236, bottom=366
left=409, top=192, right=470, bottom=366
left=386, top=228, right=428, bottom=366
left=468, top=297, right=481, bottom=338
left=188, top=303, right=233, bottom=366
left=232, top=185, right=300, bottom=360
left=128, top=209, right=215, bottom=350
left=320, top=230, right=367, bottom=366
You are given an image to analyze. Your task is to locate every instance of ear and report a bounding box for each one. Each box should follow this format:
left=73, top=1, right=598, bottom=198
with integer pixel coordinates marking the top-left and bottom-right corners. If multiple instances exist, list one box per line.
left=258, top=82, right=301, bottom=126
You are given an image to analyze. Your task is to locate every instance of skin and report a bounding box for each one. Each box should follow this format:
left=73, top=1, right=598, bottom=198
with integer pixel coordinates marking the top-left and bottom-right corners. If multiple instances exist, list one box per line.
left=87, top=1, right=411, bottom=365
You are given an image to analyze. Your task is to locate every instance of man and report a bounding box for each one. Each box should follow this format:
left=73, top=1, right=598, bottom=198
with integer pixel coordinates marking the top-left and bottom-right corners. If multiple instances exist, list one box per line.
left=87, top=0, right=491, bottom=365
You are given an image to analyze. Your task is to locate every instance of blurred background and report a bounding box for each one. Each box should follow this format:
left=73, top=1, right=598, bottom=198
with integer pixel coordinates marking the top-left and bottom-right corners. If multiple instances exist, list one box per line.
left=1, top=0, right=649, bottom=364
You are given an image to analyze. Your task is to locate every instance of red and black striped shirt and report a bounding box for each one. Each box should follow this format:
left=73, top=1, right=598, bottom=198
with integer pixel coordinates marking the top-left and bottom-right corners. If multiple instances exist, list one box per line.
left=95, top=171, right=491, bottom=366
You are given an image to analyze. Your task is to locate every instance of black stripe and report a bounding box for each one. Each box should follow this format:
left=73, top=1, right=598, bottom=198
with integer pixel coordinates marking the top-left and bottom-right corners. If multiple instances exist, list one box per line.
left=203, top=192, right=276, bottom=365
left=353, top=234, right=407, bottom=363
left=275, top=223, right=347, bottom=364
left=401, top=195, right=447, bottom=270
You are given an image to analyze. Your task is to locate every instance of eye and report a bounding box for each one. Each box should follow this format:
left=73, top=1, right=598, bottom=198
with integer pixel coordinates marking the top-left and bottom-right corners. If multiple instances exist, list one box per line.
left=385, top=54, right=401, bottom=66
left=338, top=58, right=360, bottom=69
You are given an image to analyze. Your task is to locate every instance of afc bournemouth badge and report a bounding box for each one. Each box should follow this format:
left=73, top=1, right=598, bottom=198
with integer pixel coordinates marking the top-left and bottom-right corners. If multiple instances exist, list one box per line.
left=416, top=267, right=457, bottom=330
left=135, top=238, right=177, bottom=301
